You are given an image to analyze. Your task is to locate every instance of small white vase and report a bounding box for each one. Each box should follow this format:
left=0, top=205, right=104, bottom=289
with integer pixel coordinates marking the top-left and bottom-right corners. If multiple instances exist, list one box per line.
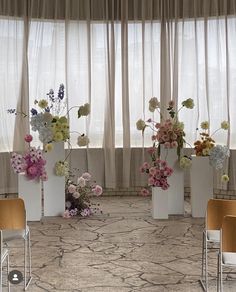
left=43, top=142, right=65, bottom=216
left=190, top=155, right=213, bottom=218
left=18, top=174, right=42, bottom=221
left=152, top=187, right=169, bottom=219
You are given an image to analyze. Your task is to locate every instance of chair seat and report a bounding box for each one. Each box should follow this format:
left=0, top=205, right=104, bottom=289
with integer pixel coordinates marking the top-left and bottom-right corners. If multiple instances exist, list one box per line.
left=1, top=248, right=8, bottom=261
left=207, top=230, right=220, bottom=242
left=222, top=252, right=236, bottom=265
left=2, top=226, right=29, bottom=241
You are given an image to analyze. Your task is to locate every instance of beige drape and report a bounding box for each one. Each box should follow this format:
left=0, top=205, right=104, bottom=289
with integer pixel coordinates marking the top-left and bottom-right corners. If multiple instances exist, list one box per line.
left=0, top=0, right=236, bottom=193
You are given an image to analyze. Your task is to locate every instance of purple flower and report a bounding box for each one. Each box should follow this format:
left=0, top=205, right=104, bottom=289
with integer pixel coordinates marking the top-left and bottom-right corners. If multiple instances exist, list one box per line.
left=30, top=108, right=38, bottom=115
left=58, top=84, right=64, bottom=100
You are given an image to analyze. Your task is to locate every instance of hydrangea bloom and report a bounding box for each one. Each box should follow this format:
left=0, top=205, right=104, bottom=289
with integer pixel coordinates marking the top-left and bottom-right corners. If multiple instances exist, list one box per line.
left=209, top=145, right=230, bottom=170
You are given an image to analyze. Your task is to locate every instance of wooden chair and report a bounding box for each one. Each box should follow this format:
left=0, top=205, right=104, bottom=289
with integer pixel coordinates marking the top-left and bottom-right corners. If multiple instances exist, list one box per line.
left=200, top=199, right=236, bottom=291
left=217, top=215, right=236, bottom=291
left=0, top=198, right=32, bottom=290
left=0, top=230, right=10, bottom=291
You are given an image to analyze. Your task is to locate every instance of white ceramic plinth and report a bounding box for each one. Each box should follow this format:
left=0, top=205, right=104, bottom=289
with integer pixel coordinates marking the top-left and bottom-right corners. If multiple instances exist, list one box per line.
left=18, top=174, right=42, bottom=221
left=152, top=187, right=169, bottom=219
left=190, top=156, right=213, bottom=218
left=43, top=142, right=65, bottom=216
left=160, top=145, right=184, bottom=215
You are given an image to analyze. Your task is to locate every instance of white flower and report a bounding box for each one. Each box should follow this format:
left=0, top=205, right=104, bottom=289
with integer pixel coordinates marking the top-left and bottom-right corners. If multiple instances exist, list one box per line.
left=136, top=119, right=146, bottom=131
left=38, top=127, right=54, bottom=144
left=149, top=97, right=159, bottom=112
left=179, top=156, right=192, bottom=169
left=221, top=121, right=230, bottom=130
left=77, top=135, right=90, bottom=147
left=182, top=98, right=194, bottom=109
left=77, top=176, right=86, bottom=187
left=30, top=113, right=45, bottom=131
left=78, top=103, right=90, bottom=117
left=200, top=121, right=209, bottom=130
left=209, top=145, right=230, bottom=169
left=72, top=192, right=81, bottom=199
left=82, top=172, right=91, bottom=181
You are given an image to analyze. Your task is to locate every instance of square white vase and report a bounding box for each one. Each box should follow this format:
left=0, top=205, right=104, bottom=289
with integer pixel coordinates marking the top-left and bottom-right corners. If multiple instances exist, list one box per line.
left=160, top=145, right=184, bottom=215
left=190, top=155, right=213, bottom=218
left=152, top=187, right=169, bottom=219
left=43, top=142, right=65, bottom=216
left=18, top=174, right=42, bottom=221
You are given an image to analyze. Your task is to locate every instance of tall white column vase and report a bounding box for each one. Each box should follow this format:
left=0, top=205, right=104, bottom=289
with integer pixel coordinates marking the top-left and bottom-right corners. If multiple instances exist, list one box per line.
left=160, top=145, right=184, bottom=215
left=152, top=187, right=169, bottom=219
left=43, top=142, right=65, bottom=216
left=18, top=174, right=42, bottom=221
left=190, top=156, right=213, bottom=218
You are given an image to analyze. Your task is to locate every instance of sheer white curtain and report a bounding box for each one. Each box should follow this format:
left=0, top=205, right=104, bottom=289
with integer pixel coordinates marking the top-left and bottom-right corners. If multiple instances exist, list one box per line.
left=1, top=0, right=236, bottom=193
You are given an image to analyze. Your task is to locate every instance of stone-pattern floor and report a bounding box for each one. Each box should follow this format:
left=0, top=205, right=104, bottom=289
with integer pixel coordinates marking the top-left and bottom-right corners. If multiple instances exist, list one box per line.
left=2, top=196, right=236, bottom=291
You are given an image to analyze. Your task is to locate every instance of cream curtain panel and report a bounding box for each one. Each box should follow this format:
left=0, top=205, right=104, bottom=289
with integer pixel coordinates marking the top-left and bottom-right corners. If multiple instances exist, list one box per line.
left=0, top=0, right=236, bottom=193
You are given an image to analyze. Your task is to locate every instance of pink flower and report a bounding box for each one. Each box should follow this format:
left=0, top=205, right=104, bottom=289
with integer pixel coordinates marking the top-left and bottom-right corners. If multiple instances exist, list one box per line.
left=82, top=172, right=92, bottom=181
left=77, top=177, right=86, bottom=187
left=63, top=210, right=71, bottom=219
left=142, top=162, right=150, bottom=169
left=140, top=188, right=150, bottom=196
left=92, top=185, right=103, bottom=196
left=155, top=123, right=161, bottom=129
left=68, top=184, right=76, bottom=193
left=171, top=141, right=178, bottom=148
left=161, top=160, right=167, bottom=167
left=27, top=165, right=38, bottom=175
left=151, top=135, right=156, bottom=141
left=72, top=192, right=81, bottom=199
left=147, top=147, right=155, bottom=155
left=139, top=166, right=145, bottom=173
left=168, top=100, right=175, bottom=108
left=149, top=167, right=156, bottom=176
left=24, top=134, right=33, bottom=143
left=41, top=172, right=48, bottom=181
left=148, top=177, right=155, bottom=186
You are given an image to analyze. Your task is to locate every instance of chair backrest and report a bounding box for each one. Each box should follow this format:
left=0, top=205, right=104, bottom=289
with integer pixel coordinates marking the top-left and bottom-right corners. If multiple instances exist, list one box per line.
left=0, top=198, right=26, bottom=230
left=222, top=215, right=236, bottom=253
left=206, top=199, right=236, bottom=230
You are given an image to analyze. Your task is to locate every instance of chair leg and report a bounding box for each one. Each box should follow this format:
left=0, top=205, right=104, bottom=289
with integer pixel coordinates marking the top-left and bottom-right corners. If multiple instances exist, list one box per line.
left=0, top=259, right=2, bottom=292
left=220, top=259, right=223, bottom=292
left=205, top=235, right=208, bottom=291
left=7, top=253, right=10, bottom=292
left=24, top=231, right=32, bottom=291
left=200, top=232, right=208, bottom=291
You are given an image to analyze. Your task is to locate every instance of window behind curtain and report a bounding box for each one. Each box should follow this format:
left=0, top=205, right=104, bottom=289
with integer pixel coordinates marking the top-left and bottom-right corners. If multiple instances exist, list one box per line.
left=1, top=17, right=236, bottom=151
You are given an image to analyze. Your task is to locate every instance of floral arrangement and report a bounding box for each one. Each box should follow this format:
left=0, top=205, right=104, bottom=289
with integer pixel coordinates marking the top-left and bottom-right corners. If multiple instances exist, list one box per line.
left=194, top=121, right=229, bottom=156
left=140, top=147, right=173, bottom=195
left=11, top=134, right=48, bottom=181
left=30, top=84, right=69, bottom=145
left=63, top=171, right=103, bottom=218
left=8, top=84, right=91, bottom=149
left=137, top=98, right=194, bottom=158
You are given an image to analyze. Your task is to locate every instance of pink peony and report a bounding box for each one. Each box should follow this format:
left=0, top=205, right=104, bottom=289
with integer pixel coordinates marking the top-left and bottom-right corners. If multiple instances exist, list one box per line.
left=149, top=167, right=156, bottom=176
left=147, top=147, right=156, bottom=154
left=140, top=188, right=150, bottom=196
left=148, top=177, right=155, bottom=186
left=92, top=185, right=103, bottom=196
left=82, top=172, right=92, bottom=181
left=24, top=134, right=33, bottom=143
left=171, top=141, right=178, bottom=148
left=27, top=165, right=38, bottom=175
left=142, top=162, right=150, bottom=169
left=68, top=184, right=77, bottom=193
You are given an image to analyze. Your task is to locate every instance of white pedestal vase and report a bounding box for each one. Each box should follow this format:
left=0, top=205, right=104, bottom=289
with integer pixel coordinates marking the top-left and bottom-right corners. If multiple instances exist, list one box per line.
left=190, top=156, right=213, bottom=218
left=152, top=187, right=169, bottom=219
left=43, top=142, right=65, bottom=216
left=160, top=145, right=184, bottom=215
left=18, top=174, right=42, bottom=221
